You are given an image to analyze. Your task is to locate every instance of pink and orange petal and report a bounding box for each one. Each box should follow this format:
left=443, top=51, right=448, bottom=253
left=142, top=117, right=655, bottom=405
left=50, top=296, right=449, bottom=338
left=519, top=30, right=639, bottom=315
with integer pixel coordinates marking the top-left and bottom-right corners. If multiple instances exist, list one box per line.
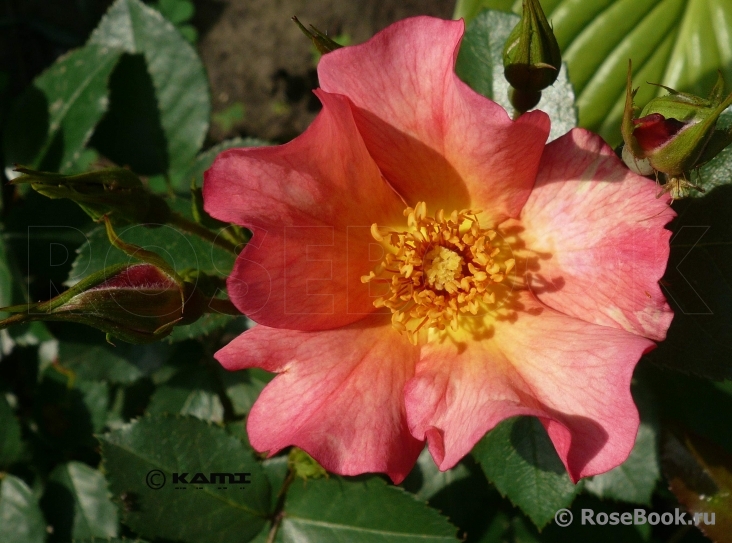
left=204, top=15, right=675, bottom=484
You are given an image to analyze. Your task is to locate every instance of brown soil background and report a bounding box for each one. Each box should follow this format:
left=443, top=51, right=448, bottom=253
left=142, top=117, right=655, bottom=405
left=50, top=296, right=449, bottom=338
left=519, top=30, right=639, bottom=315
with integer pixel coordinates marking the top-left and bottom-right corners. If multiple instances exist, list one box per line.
left=197, top=0, right=456, bottom=143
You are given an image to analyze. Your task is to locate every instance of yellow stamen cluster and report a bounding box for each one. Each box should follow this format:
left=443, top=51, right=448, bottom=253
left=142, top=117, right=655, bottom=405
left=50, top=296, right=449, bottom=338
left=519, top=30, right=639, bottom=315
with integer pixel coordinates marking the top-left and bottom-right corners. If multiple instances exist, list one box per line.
left=361, top=201, right=515, bottom=344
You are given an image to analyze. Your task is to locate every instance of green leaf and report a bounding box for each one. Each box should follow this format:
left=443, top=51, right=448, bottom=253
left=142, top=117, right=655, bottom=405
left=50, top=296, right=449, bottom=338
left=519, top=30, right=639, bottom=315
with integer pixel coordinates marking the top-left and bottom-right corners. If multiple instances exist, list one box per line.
left=167, top=313, right=237, bottom=343
left=662, top=428, right=732, bottom=542
left=225, top=420, right=252, bottom=449
left=89, top=54, right=170, bottom=175
left=0, top=475, right=47, bottom=543
left=99, top=415, right=271, bottom=543
left=261, top=455, right=289, bottom=512
left=33, top=368, right=109, bottom=453
left=0, top=235, right=13, bottom=312
left=43, top=461, right=118, bottom=540
left=73, top=539, right=150, bottom=543
left=0, top=393, right=23, bottom=467
left=57, top=342, right=161, bottom=384
left=510, top=495, right=650, bottom=543
left=644, top=185, right=732, bottom=380
left=638, top=362, right=732, bottom=455
left=583, top=412, right=659, bottom=505
left=402, top=449, right=471, bottom=502
left=276, top=477, right=459, bottom=543
left=67, top=200, right=235, bottom=285
left=2, top=44, right=120, bottom=173
left=147, top=365, right=224, bottom=422
left=178, top=25, right=199, bottom=44
left=453, top=0, right=516, bottom=21
left=584, top=436, right=658, bottom=503
left=401, top=455, right=508, bottom=543
left=472, top=417, right=579, bottom=529
left=155, top=0, right=194, bottom=25
left=455, top=10, right=577, bottom=142
left=220, top=367, right=274, bottom=417
left=695, top=106, right=732, bottom=194
left=89, top=0, right=210, bottom=174
left=212, top=103, right=246, bottom=133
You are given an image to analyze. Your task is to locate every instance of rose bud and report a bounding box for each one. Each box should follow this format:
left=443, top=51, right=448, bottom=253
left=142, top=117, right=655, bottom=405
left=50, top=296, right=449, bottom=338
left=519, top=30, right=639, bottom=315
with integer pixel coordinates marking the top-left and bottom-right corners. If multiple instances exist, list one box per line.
left=0, top=262, right=207, bottom=344
left=503, top=0, right=562, bottom=112
left=622, top=64, right=732, bottom=177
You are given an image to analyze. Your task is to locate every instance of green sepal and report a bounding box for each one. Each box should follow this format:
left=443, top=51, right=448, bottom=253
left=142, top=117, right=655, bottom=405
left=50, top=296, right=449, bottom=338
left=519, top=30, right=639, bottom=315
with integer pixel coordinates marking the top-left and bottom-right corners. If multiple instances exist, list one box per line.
left=11, top=167, right=171, bottom=224
left=621, top=60, right=645, bottom=160
left=292, top=16, right=343, bottom=55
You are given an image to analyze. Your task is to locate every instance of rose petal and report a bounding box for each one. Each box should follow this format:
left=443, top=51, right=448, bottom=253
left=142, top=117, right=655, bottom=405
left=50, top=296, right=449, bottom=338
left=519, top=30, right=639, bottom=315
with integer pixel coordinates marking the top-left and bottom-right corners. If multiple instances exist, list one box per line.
left=204, top=91, right=405, bottom=330
left=216, top=315, right=424, bottom=483
left=405, top=291, right=653, bottom=482
left=318, top=16, right=549, bottom=223
left=516, top=128, right=675, bottom=340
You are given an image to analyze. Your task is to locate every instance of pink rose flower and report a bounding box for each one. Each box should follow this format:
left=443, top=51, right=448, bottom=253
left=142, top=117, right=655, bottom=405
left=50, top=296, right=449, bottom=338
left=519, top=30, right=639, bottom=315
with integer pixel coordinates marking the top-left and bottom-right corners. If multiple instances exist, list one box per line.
left=203, top=17, right=674, bottom=484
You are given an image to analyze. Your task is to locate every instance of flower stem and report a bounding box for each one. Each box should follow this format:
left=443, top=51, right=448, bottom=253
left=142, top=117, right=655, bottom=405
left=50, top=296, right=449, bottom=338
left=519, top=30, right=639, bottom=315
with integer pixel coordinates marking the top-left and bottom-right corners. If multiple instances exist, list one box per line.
left=168, top=211, right=240, bottom=255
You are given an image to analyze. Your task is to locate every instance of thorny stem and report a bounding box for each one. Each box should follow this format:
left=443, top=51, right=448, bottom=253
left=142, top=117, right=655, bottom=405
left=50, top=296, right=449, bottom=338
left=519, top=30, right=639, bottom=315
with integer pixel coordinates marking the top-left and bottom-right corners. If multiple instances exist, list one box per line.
left=168, top=211, right=241, bottom=255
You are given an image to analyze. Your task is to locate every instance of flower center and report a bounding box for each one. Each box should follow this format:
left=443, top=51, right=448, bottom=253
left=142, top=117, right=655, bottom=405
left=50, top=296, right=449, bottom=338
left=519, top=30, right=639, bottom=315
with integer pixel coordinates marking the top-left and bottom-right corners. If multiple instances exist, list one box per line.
left=362, top=201, right=515, bottom=344
left=424, top=246, right=463, bottom=290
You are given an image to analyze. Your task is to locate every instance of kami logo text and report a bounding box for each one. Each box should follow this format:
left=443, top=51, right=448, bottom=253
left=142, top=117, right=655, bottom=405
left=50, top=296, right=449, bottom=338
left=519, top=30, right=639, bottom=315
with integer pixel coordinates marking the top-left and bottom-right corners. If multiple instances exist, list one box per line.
left=146, top=470, right=252, bottom=490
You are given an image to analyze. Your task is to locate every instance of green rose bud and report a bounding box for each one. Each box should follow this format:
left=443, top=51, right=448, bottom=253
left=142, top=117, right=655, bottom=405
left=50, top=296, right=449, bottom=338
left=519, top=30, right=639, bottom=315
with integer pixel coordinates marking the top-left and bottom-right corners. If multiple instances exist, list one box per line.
left=503, top=0, right=562, bottom=104
left=11, top=167, right=171, bottom=224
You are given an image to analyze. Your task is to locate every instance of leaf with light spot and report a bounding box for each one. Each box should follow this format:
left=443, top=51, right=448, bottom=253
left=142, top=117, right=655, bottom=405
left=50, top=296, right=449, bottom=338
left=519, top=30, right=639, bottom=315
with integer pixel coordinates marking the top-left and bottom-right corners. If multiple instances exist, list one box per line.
left=3, top=45, right=120, bottom=173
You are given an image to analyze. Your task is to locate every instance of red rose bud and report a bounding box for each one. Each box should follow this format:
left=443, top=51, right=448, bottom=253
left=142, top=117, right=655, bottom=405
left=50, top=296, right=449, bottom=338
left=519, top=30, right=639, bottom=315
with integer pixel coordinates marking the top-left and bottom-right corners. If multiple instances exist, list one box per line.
left=11, top=167, right=171, bottom=224
left=0, top=263, right=205, bottom=344
left=622, top=63, right=732, bottom=177
left=503, top=0, right=562, bottom=96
